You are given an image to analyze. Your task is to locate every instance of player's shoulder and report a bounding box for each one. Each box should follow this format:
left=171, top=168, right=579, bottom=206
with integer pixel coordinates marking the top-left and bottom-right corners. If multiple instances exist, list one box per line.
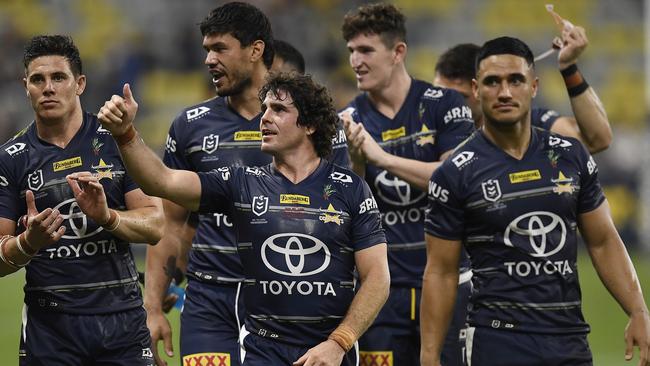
left=531, top=107, right=561, bottom=129
left=324, top=160, right=366, bottom=187
left=440, top=131, right=484, bottom=172
left=175, top=96, right=223, bottom=124
left=0, top=122, right=34, bottom=163
left=413, top=79, right=463, bottom=103
left=338, top=93, right=367, bottom=119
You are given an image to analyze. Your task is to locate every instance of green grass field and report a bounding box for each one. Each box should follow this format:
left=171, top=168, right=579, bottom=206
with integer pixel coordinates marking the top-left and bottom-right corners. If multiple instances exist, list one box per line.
left=0, top=252, right=648, bottom=365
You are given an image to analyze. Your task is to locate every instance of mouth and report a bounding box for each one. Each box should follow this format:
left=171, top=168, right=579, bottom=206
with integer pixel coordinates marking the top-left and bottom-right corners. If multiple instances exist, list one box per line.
left=261, top=128, right=276, bottom=137
left=40, top=100, right=59, bottom=107
left=354, top=69, right=368, bottom=80
left=210, top=70, right=226, bottom=84
left=494, top=103, right=517, bottom=111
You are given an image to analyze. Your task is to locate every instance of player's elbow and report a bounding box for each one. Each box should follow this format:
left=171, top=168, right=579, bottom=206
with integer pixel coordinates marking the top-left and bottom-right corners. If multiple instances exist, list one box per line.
left=586, top=124, right=613, bottom=154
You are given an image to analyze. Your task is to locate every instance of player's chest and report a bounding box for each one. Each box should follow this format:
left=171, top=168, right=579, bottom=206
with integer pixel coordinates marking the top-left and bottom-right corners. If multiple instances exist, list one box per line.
left=184, top=123, right=269, bottom=170
left=462, top=152, right=581, bottom=218
left=233, top=177, right=352, bottom=239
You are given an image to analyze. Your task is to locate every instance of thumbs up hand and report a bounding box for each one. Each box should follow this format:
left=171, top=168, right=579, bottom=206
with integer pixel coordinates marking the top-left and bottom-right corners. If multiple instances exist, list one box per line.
left=97, top=83, right=139, bottom=137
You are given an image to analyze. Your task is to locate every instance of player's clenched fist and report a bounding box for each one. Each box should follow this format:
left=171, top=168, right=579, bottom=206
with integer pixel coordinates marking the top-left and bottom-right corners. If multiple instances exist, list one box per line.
left=97, top=83, right=139, bottom=137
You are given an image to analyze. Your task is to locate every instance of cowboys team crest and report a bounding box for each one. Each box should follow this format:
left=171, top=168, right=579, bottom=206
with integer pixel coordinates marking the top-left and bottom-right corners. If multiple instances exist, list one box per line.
left=252, top=195, right=269, bottom=217
left=481, top=179, right=501, bottom=202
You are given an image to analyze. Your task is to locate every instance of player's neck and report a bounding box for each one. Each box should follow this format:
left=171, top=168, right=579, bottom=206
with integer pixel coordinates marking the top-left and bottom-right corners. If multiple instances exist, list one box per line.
left=228, top=66, right=267, bottom=120
left=482, top=117, right=532, bottom=160
left=367, top=67, right=411, bottom=119
left=272, top=148, right=321, bottom=184
left=34, top=103, right=83, bottom=149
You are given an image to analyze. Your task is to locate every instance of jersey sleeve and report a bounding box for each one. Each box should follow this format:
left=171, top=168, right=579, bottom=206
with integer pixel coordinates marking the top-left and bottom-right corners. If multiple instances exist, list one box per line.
left=0, top=158, right=20, bottom=222
left=429, top=89, right=474, bottom=155
left=197, top=166, right=236, bottom=215
left=162, top=113, right=190, bottom=170
left=576, top=145, right=605, bottom=213
left=531, top=107, right=560, bottom=130
left=329, top=120, right=351, bottom=169
left=424, top=162, right=465, bottom=240
left=350, top=178, right=386, bottom=251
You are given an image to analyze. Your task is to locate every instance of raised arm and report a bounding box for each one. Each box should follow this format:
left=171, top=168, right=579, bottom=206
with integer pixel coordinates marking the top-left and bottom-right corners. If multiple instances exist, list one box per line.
left=551, top=24, right=612, bottom=154
left=420, top=234, right=462, bottom=366
left=343, top=117, right=442, bottom=191
left=97, top=84, right=202, bottom=211
left=294, top=243, right=390, bottom=366
left=579, top=200, right=650, bottom=365
left=66, top=172, right=163, bottom=244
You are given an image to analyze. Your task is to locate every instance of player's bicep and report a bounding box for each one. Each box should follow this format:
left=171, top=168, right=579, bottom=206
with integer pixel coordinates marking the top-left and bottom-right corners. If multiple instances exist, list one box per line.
left=578, top=199, right=617, bottom=250
left=354, top=243, right=388, bottom=284
left=164, top=169, right=202, bottom=212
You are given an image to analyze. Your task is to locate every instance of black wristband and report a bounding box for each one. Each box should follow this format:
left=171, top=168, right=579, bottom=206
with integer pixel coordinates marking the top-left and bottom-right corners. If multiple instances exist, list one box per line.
left=567, top=81, right=590, bottom=97
left=560, top=64, right=579, bottom=78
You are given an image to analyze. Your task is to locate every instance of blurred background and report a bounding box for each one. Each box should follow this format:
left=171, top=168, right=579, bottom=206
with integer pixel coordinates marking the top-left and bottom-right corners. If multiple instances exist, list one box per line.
left=0, top=0, right=647, bottom=364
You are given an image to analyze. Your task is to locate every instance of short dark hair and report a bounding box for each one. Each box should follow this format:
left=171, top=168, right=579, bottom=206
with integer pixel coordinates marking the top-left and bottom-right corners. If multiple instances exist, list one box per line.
left=200, top=2, right=275, bottom=69
left=23, top=35, right=82, bottom=76
left=273, top=40, right=305, bottom=74
left=341, top=3, right=406, bottom=48
left=476, top=36, right=534, bottom=76
left=435, top=43, right=480, bottom=82
left=259, top=73, right=337, bottom=158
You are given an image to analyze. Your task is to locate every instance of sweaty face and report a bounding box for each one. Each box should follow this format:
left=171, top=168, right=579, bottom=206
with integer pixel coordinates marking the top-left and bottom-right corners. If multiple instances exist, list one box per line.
left=434, top=73, right=482, bottom=126
left=473, top=54, right=537, bottom=127
left=347, top=33, right=396, bottom=92
left=203, top=33, right=253, bottom=97
left=259, top=90, right=312, bottom=156
left=24, top=55, right=85, bottom=123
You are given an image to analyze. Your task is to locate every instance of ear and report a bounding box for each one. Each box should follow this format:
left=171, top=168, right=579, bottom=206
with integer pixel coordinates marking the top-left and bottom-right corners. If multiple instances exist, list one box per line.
left=393, top=41, right=407, bottom=64
left=305, top=125, right=316, bottom=136
left=531, top=77, right=539, bottom=98
left=471, top=78, right=479, bottom=100
left=75, top=74, right=86, bottom=96
left=23, top=78, right=28, bottom=97
left=250, top=40, right=265, bottom=63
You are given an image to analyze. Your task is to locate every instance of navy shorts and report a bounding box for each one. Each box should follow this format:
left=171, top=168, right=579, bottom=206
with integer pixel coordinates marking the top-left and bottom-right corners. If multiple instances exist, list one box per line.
left=465, top=326, right=592, bottom=366
left=241, top=329, right=358, bottom=366
left=19, top=305, right=153, bottom=366
left=181, top=279, right=245, bottom=366
left=359, top=280, right=471, bottom=366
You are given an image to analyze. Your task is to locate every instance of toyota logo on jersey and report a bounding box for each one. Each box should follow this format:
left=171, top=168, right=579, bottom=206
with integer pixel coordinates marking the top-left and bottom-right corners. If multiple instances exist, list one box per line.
left=53, top=198, right=103, bottom=239
left=374, top=170, right=425, bottom=206
left=261, top=233, right=330, bottom=277
left=503, top=211, right=566, bottom=258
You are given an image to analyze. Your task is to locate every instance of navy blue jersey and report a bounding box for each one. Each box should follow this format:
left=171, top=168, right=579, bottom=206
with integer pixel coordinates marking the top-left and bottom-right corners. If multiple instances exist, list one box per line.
left=198, top=160, right=385, bottom=346
left=342, top=79, right=474, bottom=287
left=164, top=97, right=350, bottom=284
left=531, top=107, right=560, bottom=130
left=0, top=113, right=142, bottom=314
left=425, top=127, right=605, bottom=334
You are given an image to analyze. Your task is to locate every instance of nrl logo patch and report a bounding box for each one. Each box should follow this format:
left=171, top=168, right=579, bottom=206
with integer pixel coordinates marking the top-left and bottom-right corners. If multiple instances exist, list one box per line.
left=202, top=134, right=219, bottom=154
left=252, top=195, right=269, bottom=217
left=481, top=179, right=501, bottom=202
left=28, top=170, right=44, bottom=191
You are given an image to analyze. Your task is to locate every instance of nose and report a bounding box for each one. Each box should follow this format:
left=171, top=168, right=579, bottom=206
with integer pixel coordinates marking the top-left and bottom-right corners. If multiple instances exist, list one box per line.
left=43, top=78, right=55, bottom=94
left=260, top=107, right=272, bottom=127
left=205, top=50, right=218, bottom=66
left=349, top=51, right=361, bottom=68
left=497, top=81, right=512, bottom=100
